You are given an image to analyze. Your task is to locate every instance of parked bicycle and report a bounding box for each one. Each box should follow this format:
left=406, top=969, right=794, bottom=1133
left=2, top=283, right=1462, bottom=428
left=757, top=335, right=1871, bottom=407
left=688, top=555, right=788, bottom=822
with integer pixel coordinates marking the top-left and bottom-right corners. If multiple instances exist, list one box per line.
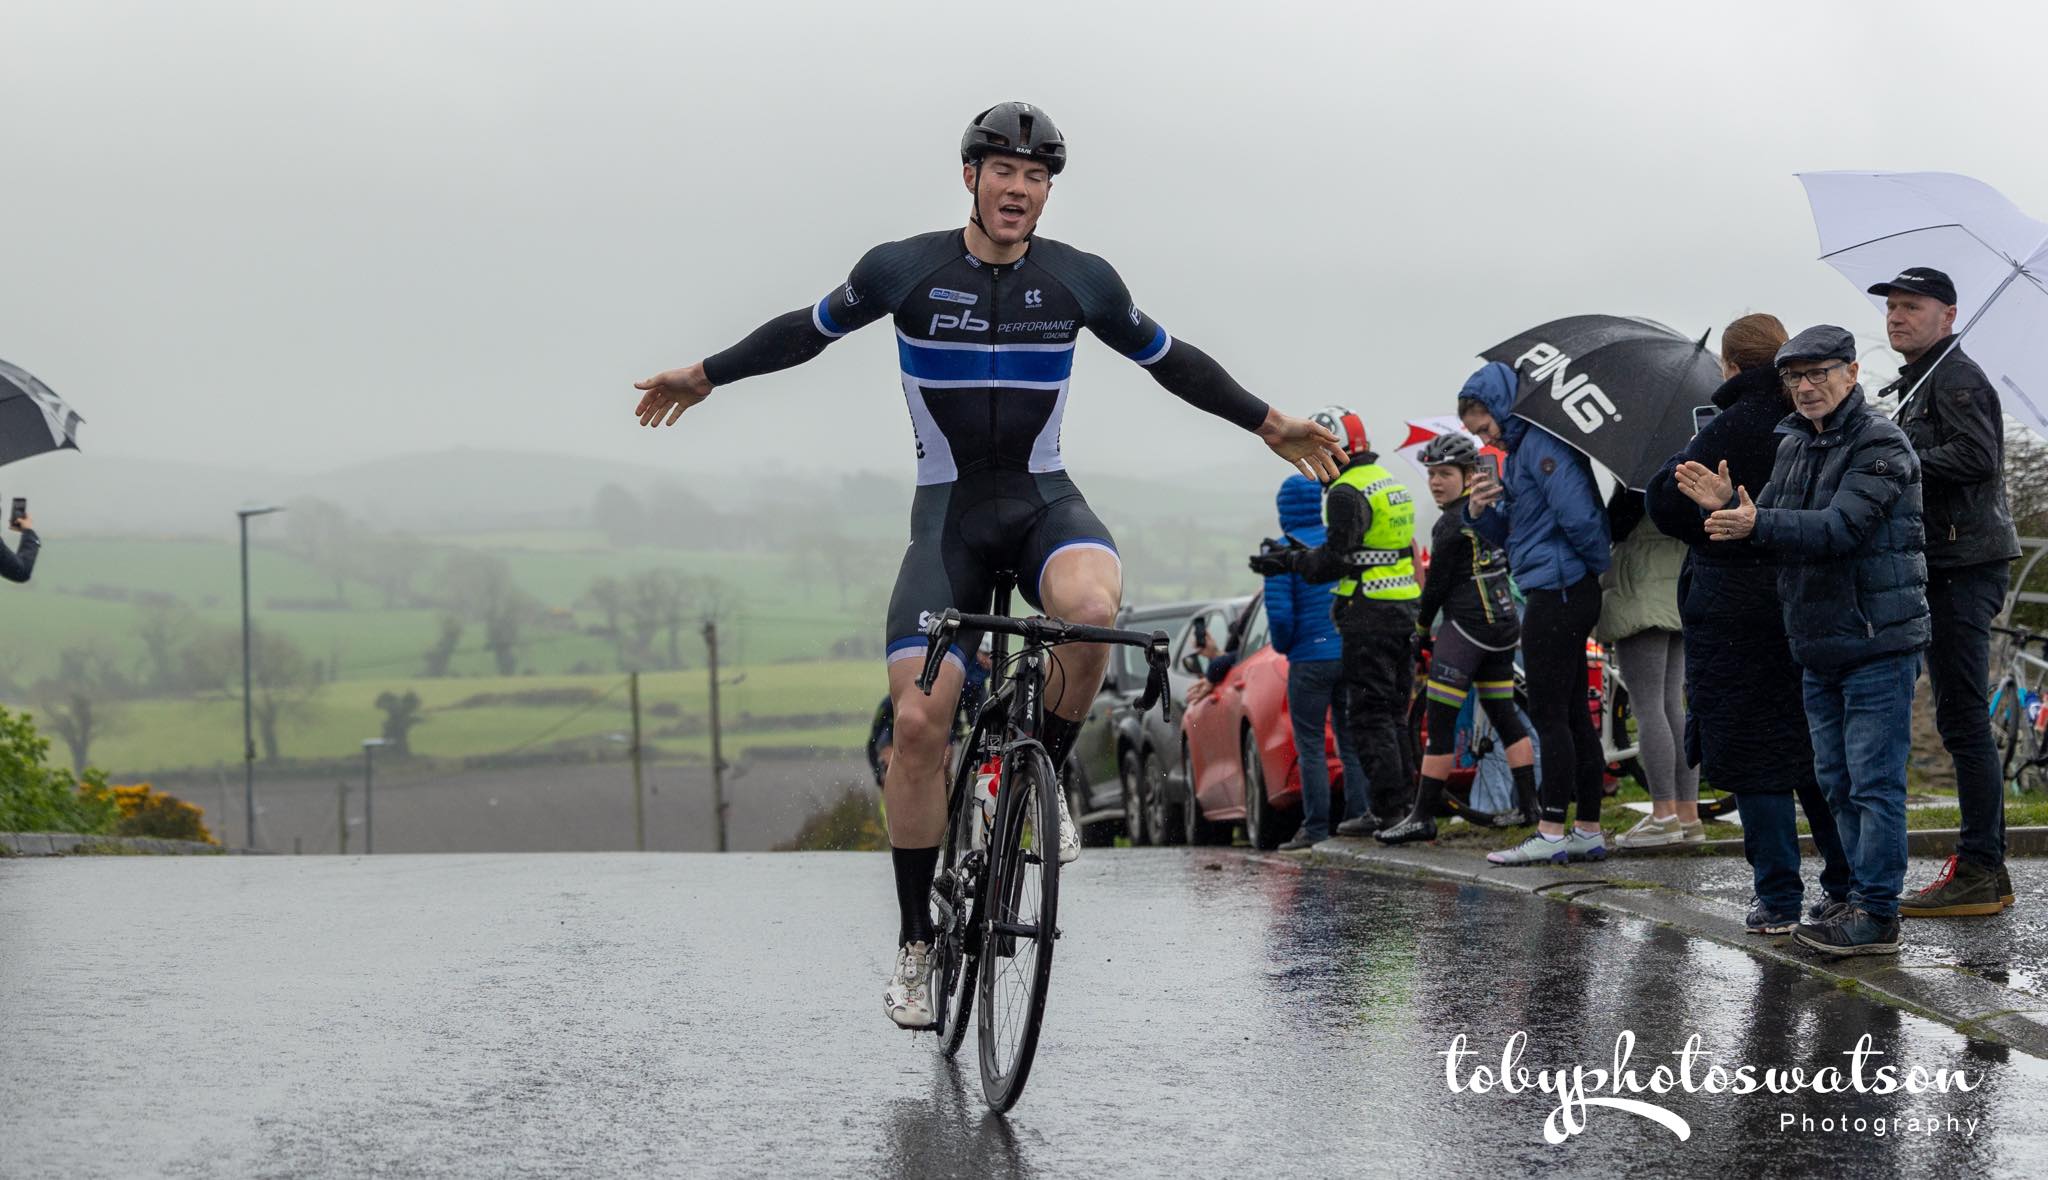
left=914, top=581, right=1170, bottom=1112
left=1990, top=623, right=2048, bottom=795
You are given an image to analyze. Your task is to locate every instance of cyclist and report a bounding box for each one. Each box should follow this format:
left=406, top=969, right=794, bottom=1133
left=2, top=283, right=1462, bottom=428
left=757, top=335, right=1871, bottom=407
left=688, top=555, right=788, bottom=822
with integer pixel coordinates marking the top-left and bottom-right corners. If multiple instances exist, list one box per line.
left=631, top=102, right=1346, bottom=1030
left=1377, top=432, right=1537, bottom=843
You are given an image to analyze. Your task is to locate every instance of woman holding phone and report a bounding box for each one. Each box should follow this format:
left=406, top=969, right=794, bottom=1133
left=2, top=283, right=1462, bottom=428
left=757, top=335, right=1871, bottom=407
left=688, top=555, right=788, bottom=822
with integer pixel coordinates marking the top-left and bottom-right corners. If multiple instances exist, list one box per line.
left=1456, top=361, right=1615, bottom=865
left=0, top=501, right=39, bottom=584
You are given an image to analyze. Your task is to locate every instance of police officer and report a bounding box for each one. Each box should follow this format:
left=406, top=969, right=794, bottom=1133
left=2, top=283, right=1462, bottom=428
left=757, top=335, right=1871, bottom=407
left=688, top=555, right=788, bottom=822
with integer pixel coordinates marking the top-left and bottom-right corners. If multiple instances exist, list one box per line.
left=1251, top=406, right=1419, bottom=847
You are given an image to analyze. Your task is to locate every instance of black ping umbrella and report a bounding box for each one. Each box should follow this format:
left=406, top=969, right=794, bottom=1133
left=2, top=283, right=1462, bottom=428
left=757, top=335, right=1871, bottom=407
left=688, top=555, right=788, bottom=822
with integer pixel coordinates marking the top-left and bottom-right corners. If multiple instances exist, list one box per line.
left=0, top=358, right=85, bottom=466
left=1480, top=315, right=1721, bottom=490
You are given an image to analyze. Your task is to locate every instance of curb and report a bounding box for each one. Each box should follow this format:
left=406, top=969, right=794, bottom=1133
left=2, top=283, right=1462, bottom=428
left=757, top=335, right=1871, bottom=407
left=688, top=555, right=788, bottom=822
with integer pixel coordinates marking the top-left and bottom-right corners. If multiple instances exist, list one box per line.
left=0, top=832, right=263, bottom=857
left=1304, top=836, right=2048, bottom=1060
left=1686, top=825, right=2048, bottom=859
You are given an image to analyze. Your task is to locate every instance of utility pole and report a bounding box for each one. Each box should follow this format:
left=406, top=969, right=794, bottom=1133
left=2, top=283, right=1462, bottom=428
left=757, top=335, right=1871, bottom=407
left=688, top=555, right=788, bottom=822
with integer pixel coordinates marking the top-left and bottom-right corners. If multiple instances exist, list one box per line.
left=236, top=504, right=284, bottom=849
left=629, top=671, right=646, bottom=852
left=337, top=781, right=349, bottom=856
left=704, top=620, right=729, bottom=853
left=362, top=739, right=386, bottom=854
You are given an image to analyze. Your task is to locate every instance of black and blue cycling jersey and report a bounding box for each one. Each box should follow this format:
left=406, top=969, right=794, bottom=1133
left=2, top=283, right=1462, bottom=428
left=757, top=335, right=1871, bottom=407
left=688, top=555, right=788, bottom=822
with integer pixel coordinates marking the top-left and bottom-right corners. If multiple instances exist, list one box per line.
left=700, top=228, right=1270, bottom=670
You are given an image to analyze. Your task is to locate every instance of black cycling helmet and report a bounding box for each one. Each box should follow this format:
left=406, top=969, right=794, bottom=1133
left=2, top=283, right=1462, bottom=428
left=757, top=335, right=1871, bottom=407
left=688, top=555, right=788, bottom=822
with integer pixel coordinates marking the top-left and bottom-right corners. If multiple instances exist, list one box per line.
left=960, top=102, right=1067, bottom=175
left=1417, top=432, right=1482, bottom=469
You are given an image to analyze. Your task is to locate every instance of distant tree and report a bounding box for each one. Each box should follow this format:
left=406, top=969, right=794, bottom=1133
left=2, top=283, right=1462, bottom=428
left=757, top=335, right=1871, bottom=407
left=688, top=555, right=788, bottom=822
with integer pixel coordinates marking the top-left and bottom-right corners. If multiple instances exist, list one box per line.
left=592, top=484, right=647, bottom=546
left=374, top=690, right=426, bottom=756
left=622, top=569, right=678, bottom=668
left=284, top=496, right=359, bottom=601
left=363, top=533, right=432, bottom=608
left=423, top=614, right=464, bottom=677
left=30, top=647, right=129, bottom=772
left=247, top=627, right=321, bottom=764
left=134, top=603, right=197, bottom=694
left=441, top=551, right=539, bottom=676
left=579, top=576, right=629, bottom=666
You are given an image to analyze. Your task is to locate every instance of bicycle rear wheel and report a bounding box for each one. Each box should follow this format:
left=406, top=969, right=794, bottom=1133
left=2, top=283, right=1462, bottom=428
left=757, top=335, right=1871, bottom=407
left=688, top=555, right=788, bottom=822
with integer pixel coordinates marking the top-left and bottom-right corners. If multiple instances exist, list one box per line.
left=977, top=746, right=1060, bottom=1112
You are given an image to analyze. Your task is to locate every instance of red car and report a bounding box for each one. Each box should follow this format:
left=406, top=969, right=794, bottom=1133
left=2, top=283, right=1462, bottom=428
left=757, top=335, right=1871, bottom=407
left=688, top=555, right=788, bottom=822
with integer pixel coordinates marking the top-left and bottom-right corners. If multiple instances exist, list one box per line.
left=1179, top=590, right=1349, bottom=849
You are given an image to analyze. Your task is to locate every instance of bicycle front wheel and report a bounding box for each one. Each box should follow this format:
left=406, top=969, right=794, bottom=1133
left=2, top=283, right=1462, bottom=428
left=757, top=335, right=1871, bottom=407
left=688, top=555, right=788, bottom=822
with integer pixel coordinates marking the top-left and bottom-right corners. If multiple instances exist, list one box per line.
left=977, top=747, right=1061, bottom=1112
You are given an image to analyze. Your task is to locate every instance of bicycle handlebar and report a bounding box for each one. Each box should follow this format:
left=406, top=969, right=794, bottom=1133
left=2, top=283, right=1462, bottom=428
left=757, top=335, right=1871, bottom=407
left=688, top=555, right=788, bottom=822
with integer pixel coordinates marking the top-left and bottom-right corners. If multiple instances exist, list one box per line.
left=915, top=608, right=1173, bottom=716
left=1992, top=624, right=2048, bottom=653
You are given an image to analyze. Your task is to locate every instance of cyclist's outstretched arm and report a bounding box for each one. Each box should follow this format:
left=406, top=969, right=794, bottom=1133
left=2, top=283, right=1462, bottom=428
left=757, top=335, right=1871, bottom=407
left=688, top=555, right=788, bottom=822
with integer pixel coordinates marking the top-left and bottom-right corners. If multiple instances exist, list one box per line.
left=634, top=245, right=899, bottom=427
left=1047, top=245, right=1345, bottom=481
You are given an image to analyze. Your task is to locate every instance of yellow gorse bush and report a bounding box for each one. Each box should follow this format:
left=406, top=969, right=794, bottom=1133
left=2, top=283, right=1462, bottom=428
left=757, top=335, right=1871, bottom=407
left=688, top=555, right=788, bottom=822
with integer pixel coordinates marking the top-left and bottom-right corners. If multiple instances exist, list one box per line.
left=112, top=783, right=217, bottom=845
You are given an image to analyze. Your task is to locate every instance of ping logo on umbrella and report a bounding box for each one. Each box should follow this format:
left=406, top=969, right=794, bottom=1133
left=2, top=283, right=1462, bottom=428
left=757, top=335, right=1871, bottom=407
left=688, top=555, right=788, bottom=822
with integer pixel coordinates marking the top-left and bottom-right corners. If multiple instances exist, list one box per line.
left=1514, top=343, right=1622, bottom=433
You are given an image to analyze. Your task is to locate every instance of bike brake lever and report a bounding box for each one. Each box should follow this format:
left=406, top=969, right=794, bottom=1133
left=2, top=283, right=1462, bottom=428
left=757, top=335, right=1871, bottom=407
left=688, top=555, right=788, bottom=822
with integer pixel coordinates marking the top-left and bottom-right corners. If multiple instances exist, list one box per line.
left=915, top=609, right=962, bottom=695
left=1135, top=631, right=1171, bottom=716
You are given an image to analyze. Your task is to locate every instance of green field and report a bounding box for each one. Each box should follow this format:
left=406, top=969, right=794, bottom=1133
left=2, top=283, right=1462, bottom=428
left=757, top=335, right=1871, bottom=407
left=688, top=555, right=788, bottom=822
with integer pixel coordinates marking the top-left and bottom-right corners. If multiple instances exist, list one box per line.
left=13, top=534, right=887, bottom=684
left=75, top=661, right=880, bottom=775
left=11, top=519, right=1263, bottom=778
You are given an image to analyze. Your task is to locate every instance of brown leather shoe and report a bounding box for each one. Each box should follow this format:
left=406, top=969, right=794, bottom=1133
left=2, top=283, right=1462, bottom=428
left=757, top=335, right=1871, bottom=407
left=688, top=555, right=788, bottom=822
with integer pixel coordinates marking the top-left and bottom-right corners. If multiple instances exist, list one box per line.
left=1899, top=855, right=2003, bottom=918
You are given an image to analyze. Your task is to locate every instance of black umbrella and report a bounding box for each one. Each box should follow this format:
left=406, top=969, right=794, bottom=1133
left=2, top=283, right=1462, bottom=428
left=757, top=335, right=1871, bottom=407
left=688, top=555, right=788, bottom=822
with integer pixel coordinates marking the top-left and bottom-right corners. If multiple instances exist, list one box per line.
left=1479, top=315, right=1721, bottom=490
left=0, top=358, right=85, bottom=466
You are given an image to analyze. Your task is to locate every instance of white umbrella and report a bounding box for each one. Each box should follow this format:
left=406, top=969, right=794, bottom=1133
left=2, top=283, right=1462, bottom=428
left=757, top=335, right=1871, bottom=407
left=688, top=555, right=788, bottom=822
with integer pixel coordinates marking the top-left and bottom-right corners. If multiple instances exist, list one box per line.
left=1797, top=170, right=2048, bottom=435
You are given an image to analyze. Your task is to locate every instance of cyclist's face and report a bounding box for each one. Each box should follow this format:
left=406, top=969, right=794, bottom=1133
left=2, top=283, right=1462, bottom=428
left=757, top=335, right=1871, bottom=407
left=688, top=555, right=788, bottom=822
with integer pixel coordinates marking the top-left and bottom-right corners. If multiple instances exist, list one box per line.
left=965, top=156, right=1052, bottom=244
left=1426, top=464, right=1467, bottom=507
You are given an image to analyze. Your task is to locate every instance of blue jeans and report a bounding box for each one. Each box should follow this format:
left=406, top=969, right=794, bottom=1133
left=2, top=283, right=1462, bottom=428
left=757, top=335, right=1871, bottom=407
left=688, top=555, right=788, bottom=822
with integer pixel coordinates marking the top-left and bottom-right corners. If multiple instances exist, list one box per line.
left=1289, top=659, right=1369, bottom=839
left=1803, top=653, right=1917, bottom=920
left=1734, top=782, right=1851, bottom=915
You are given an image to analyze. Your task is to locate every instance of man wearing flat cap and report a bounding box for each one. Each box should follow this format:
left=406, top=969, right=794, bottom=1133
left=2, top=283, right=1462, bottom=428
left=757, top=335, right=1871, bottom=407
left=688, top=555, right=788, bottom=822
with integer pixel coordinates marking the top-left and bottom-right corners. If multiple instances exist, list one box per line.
left=1869, top=268, right=2022, bottom=919
left=1696, top=325, right=1929, bottom=957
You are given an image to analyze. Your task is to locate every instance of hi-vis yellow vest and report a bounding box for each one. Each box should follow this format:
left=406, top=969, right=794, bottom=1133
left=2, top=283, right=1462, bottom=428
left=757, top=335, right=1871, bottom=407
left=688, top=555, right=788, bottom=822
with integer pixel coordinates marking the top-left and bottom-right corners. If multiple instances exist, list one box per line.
left=1327, top=462, right=1419, bottom=601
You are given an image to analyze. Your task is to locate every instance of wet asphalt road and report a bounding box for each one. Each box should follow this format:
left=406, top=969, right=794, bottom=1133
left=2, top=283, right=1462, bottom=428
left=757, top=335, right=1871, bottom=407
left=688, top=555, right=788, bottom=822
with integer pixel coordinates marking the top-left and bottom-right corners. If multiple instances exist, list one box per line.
left=4, top=851, right=2046, bottom=1178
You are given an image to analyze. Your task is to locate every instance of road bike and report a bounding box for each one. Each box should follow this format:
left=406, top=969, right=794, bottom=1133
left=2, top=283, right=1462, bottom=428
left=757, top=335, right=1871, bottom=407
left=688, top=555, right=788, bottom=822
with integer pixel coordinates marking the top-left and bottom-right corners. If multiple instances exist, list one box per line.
left=914, top=578, right=1170, bottom=1112
left=1990, top=623, right=2048, bottom=795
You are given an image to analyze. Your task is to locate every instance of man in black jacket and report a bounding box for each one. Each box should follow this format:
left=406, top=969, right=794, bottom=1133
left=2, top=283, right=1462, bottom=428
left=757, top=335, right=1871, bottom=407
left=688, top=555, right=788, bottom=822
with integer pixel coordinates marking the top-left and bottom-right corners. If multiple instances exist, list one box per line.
left=1871, top=269, right=2022, bottom=919
left=1703, top=325, right=1929, bottom=958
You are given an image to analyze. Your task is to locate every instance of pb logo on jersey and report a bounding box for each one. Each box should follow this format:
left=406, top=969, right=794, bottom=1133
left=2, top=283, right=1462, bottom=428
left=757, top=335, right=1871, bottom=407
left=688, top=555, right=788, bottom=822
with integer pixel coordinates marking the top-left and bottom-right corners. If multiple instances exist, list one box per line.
left=930, top=309, right=991, bottom=334
left=1513, top=343, right=1621, bottom=434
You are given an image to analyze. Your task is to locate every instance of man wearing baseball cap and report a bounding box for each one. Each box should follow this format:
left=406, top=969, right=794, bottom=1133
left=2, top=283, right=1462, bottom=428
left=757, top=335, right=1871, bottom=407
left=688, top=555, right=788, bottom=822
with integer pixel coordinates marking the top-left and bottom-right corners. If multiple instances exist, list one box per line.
left=1701, top=324, right=1929, bottom=956
left=1870, top=268, right=2022, bottom=919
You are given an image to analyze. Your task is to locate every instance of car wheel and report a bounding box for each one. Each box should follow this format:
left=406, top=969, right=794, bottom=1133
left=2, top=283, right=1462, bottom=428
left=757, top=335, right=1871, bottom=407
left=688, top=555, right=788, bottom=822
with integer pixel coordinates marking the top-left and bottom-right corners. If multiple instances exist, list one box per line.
left=1145, top=750, right=1187, bottom=847
left=1118, top=749, right=1148, bottom=845
left=1242, top=726, right=1295, bottom=851
left=1183, top=740, right=1226, bottom=846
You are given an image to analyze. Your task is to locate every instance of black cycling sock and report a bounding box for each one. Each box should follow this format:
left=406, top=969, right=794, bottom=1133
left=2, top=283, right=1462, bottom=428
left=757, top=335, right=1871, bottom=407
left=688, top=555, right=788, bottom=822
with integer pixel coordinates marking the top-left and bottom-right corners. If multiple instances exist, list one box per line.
left=1512, top=764, right=1539, bottom=822
left=1408, top=775, right=1447, bottom=824
left=1040, top=714, right=1081, bottom=769
left=892, top=844, right=940, bottom=946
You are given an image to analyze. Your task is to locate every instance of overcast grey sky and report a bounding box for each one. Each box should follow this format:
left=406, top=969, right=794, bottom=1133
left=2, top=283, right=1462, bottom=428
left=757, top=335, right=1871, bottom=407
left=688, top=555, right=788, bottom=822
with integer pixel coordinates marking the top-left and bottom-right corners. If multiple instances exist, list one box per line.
left=7, top=0, right=2047, bottom=487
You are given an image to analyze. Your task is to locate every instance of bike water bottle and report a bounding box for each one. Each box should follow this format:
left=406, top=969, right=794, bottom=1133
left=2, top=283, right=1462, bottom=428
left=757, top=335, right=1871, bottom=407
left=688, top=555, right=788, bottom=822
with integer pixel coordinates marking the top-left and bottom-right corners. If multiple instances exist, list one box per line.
left=974, top=757, right=1001, bottom=850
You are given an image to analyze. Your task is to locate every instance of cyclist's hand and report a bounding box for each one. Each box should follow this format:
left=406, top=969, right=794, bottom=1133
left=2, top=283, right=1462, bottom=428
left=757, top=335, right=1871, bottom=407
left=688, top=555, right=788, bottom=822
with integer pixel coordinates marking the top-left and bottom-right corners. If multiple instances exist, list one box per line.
left=1673, top=459, right=1736, bottom=511
left=633, top=363, right=714, bottom=427
left=1257, top=408, right=1348, bottom=483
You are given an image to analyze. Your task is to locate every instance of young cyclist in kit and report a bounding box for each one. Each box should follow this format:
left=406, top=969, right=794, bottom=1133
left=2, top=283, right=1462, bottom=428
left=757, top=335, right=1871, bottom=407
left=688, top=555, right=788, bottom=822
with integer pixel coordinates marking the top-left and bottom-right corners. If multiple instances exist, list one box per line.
left=1377, top=432, right=1539, bottom=843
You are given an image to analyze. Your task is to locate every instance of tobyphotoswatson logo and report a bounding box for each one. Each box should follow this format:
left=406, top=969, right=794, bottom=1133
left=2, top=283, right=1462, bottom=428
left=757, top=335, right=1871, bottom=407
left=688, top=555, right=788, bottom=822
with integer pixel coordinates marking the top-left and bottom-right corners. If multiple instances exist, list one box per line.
left=1442, top=1031, right=1981, bottom=1144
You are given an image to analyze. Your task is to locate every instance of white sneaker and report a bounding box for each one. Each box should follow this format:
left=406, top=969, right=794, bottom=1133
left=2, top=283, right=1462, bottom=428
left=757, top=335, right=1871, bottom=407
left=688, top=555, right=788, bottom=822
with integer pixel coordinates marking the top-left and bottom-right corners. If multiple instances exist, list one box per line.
left=884, top=941, right=935, bottom=1029
left=1616, top=813, right=1683, bottom=850
left=1054, top=787, right=1081, bottom=864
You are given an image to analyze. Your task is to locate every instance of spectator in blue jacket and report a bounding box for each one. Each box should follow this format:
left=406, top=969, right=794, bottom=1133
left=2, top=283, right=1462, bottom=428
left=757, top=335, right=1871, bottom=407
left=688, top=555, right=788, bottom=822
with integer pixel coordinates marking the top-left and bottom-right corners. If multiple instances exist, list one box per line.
left=1456, top=361, right=1615, bottom=867
left=1261, top=474, right=1371, bottom=843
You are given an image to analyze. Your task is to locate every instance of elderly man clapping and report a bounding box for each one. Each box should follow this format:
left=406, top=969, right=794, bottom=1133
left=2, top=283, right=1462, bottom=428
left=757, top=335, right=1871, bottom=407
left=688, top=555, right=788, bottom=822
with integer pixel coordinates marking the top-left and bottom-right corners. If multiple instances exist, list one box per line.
left=1677, top=324, right=1928, bottom=960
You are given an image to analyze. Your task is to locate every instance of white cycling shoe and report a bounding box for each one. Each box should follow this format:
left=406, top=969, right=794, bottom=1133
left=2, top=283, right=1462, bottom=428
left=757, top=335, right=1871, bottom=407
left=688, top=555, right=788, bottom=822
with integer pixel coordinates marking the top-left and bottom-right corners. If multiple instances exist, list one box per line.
left=884, top=941, right=935, bottom=1030
left=1054, top=788, right=1081, bottom=865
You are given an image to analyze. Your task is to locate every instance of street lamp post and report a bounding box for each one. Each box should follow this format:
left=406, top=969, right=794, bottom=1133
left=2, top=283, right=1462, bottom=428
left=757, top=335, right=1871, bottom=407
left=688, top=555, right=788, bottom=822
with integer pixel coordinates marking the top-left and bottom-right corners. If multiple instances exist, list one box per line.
left=362, top=739, right=387, bottom=854
left=237, top=505, right=284, bottom=850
